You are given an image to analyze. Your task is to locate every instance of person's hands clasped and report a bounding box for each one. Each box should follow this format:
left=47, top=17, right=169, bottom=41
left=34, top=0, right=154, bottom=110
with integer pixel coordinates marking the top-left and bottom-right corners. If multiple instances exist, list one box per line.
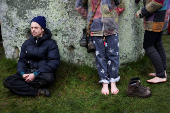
left=22, top=74, right=29, bottom=80
left=22, top=73, right=35, bottom=82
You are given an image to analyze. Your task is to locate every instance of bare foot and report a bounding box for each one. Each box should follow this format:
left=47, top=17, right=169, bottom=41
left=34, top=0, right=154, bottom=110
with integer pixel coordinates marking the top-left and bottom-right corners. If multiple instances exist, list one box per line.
left=147, top=77, right=166, bottom=83
left=149, top=73, right=156, bottom=76
left=111, top=82, right=119, bottom=94
left=101, top=83, right=109, bottom=95
left=149, top=71, right=167, bottom=78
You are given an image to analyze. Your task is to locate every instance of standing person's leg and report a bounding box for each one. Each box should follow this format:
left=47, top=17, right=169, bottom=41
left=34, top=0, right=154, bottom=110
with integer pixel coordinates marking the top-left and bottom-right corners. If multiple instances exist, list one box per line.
left=3, top=73, right=55, bottom=96
left=148, top=32, right=167, bottom=77
left=154, top=31, right=167, bottom=73
left=143, top=30, right=166, bottom=83
left=105, top=34, right=120, bottom=94
left=93, top=36, right=109, bottom=95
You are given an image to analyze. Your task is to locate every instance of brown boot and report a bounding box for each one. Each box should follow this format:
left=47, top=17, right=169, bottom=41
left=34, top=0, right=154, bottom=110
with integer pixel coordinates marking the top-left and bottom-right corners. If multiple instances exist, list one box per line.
left=127, top=81, right=151, bottom=98
left=129, top=77, right=150, bottom=91
left=79, top=28, right=88, bottom=47
left=87, top=38, right=95, bottom=53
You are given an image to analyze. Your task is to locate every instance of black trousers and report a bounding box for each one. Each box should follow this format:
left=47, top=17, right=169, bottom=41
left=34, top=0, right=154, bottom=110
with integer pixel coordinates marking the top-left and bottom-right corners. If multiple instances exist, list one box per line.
left=143, top=30, right=167, bottom=78
left=3, top=73, right=55, bottom=96
left=143, top=30, right=162, bottom=49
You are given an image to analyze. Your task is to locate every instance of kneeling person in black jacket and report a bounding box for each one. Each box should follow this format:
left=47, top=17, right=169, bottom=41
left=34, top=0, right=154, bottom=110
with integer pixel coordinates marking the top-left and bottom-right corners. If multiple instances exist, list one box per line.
left=3, top=16, right=60, bottom=97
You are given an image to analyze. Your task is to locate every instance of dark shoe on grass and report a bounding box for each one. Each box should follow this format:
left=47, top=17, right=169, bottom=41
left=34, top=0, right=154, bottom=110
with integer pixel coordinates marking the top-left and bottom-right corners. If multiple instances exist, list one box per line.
left=38, top=89, right=51, bottom=97
left=127, top=81, right=151, bottom=98
left=129, top=77, right=150, bottom=91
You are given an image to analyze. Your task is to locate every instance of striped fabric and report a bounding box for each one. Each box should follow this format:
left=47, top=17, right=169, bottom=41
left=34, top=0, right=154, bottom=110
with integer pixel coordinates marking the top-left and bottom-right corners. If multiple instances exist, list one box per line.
left=75, top=0, right=119, bottom=36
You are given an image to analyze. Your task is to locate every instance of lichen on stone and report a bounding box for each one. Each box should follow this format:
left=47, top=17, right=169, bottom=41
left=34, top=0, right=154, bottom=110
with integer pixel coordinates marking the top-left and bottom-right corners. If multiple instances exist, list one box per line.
left=0, top=0, right=144, bottom=67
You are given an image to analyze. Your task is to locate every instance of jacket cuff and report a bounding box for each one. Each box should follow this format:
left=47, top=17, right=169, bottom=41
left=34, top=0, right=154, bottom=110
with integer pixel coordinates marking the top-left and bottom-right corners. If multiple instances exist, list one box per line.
left=20, top=72, right=25, bottom=76
left=33, top=71, right=41, bottom=77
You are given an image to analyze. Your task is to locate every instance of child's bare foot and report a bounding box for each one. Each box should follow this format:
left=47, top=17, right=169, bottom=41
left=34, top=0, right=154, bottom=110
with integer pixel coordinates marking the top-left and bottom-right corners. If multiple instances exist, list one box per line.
left=111, top=82, right=119, bottom=94
left=101, top=83, right=109, bottom=95
left=147, top=77, right=166, bottom=83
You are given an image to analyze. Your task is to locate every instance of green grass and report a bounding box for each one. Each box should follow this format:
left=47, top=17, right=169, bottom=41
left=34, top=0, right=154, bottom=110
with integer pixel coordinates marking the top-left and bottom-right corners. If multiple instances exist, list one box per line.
left=0, top=35, right=170, bottom=112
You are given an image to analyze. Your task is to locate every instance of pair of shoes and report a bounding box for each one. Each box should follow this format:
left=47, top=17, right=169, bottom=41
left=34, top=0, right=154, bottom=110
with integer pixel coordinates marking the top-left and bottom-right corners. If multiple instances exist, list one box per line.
left=127, top=77, right=151, bottom=98
left=80, top=38, right=95, bottom=52
left=37, top=89, right=51, bottom=97
left=79, top=29, right=95, bottom=53
left=80, top=37, right=95, bottom=53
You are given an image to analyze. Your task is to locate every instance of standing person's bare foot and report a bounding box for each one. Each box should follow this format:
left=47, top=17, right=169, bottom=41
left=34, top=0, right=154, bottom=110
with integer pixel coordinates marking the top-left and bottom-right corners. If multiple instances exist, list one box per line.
left=149, top=71, right=167, bottom=78
left=111, top=82, right=119, bottom=94
left=147, top=77, right=166, bottom=83
left=101, top=83, right=109, bottom=95
left=149, top=73, right=156, bottom=76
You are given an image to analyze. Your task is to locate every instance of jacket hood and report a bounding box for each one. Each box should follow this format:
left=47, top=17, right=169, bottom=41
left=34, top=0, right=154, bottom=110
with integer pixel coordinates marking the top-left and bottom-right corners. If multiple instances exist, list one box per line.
left=30, top=28, right=52, bottom=45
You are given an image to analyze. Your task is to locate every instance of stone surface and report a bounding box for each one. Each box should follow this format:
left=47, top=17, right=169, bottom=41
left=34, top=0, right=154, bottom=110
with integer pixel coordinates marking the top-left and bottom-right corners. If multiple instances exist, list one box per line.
left=0, top=0, right=144, bottom=67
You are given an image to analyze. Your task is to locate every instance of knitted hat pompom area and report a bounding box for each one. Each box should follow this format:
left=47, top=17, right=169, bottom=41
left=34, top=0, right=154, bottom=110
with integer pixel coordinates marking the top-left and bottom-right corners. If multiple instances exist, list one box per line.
left=31, top=16, right=46, bottom=29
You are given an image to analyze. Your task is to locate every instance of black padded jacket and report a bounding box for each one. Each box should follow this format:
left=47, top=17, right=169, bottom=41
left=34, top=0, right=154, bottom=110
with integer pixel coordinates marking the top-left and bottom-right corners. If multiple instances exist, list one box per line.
left=17, top=28, right=60, bottom=75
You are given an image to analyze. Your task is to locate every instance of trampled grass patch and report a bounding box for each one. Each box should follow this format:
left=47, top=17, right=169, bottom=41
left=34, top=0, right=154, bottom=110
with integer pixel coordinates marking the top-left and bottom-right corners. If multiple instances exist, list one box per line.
left=0, top=34, right=170, bottom=112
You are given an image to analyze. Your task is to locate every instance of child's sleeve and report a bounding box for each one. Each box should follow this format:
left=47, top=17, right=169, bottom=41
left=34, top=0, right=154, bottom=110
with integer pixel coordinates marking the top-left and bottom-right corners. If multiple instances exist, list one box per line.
left=75, top=0, right=88, bottom=18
